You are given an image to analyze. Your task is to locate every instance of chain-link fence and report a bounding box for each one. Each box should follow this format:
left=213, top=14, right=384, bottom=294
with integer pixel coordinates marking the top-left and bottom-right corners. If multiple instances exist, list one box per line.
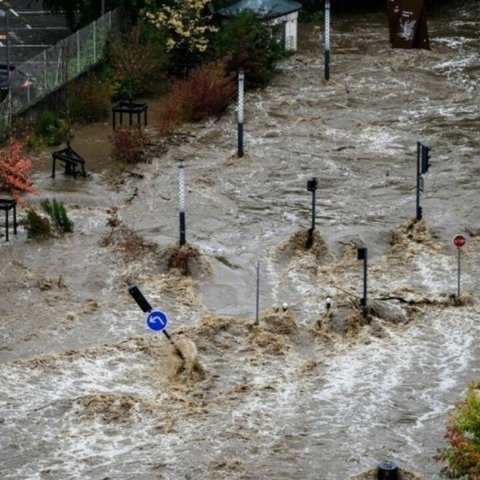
left=0, top=8, right=122, bottom=129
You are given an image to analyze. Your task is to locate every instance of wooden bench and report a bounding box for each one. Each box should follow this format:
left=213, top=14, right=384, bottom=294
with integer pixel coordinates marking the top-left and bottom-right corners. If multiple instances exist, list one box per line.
left=51, top=143, right=86, bottom=179
left=0, top=198, right=17, bottom=242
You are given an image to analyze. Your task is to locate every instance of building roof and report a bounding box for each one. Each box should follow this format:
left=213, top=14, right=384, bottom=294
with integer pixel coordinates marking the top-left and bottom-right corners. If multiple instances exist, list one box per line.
left=218, top=0, right=302, bottom=19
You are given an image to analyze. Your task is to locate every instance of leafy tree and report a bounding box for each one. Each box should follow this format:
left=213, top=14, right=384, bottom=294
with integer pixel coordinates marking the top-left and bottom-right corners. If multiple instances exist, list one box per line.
left=0, top=138, right=37, bottom=206
left=108, top=21, right=169, bottom=99
left=211, top=9, right=285, bottom=89
left=144, top=0, right=218, bottom=75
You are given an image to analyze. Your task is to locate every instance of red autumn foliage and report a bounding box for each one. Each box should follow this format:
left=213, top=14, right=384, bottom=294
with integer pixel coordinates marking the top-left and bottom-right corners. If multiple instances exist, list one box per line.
left=155, top=57, right=236, bottom=134
left=0, top=138, right=37, bottom=205
left=110, top=126, right=148, bottom=164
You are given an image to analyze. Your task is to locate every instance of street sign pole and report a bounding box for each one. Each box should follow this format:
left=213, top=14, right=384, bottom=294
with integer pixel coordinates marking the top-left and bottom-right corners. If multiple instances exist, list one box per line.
left=128, top=283, right=184, bottom=359
left=453, top=234, right=466, bottom=297
left=457, top=248, right=461, bottom=297
left=255, top=261, right=260, bottom=325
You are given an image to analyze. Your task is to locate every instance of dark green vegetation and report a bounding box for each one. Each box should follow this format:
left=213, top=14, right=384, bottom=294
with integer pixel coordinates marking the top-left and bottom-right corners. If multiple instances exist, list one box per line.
left=441, top=383, right=480, bottom=479
left=41, top=198, right=74, bottom=233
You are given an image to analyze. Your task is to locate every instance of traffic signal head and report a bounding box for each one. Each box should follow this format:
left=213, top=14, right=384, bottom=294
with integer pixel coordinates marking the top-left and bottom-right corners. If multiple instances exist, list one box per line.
left=421, top=145, right=431, bottom=174
left=307, top=177, right=318, bottom=192
left=357, top=247, right=367, bottom=260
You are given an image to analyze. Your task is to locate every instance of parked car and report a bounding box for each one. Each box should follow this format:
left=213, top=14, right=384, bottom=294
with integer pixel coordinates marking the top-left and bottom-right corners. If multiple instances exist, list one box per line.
left=0, top=65, right=35, bottom=102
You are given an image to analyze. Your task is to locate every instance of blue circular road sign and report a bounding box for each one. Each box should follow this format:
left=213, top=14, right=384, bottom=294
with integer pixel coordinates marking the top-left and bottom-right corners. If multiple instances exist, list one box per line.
left=146, top=310, right=169, bottom=332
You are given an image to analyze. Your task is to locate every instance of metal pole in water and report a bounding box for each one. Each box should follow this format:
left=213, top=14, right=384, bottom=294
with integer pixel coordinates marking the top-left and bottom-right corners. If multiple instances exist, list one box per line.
left=127, top=283, right=184, bottom=360
left=357, top=247, right=368, bottom=321
left=306, top=177, right=318, bottom=248
left=237, top=70, right=244, bottom=157
left=416, top=141, right=422, bottom=221
left=457, top=248, right=461, bottom=297
left=255, top=261, right=260, bottom=325
left=178, top=160, right=186, bottom=245
left=324, top=0, right=331, bottom=81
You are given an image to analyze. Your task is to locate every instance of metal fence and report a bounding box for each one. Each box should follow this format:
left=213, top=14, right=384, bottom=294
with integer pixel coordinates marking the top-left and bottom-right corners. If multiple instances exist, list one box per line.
left=0, top=8, right=122, bottom=126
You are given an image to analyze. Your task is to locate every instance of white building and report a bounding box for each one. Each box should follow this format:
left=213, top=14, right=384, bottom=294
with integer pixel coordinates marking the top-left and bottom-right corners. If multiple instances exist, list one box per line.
left=218, top=0, right=302, bottom=51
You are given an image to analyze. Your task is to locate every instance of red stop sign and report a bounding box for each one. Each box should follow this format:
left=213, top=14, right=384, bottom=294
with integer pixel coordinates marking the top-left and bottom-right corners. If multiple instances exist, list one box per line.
left=453, top=234, right=466, bottom=248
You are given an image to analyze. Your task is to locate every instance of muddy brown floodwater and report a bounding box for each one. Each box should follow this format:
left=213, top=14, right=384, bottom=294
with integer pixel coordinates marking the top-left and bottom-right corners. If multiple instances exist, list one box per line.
left=1, top=2, right=480, bottom=479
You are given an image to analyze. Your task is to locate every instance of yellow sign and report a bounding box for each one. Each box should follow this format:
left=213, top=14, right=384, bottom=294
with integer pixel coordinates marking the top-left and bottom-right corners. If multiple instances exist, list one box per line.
left=0, top=35, right=6, bottom=40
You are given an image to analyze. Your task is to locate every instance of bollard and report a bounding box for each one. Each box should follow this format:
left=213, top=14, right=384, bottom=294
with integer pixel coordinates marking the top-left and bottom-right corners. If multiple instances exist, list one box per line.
left=178, top=160, right=186, bottom=245
left=237, top=70, right=244, bottom=157
left=377, top=460, right=398, bottom=480
left=324, top=0, right=331, bottom=80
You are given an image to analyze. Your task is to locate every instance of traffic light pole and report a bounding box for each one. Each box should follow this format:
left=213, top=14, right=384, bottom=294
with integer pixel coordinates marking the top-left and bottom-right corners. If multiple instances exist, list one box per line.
left=416, top=141, right=422, bottom=221
left=416, top=141, right=431, bottom=221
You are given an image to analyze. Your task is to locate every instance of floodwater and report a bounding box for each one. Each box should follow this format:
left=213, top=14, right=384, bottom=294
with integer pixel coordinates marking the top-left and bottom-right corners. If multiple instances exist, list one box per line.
left=1, top=2, right=480, bottom=479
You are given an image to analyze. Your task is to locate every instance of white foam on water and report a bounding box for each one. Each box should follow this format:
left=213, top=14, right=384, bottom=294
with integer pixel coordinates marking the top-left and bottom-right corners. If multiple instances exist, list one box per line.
left=0, top=346, right=160, bottom=479
left=308, top=306, right=480, bottom=475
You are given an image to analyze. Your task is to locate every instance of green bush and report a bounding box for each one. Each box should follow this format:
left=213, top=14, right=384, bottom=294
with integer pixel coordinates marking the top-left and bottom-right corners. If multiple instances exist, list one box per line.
left=108, top=22, right=169, bottom=100
left=40, top=198, right=74, bottom=233
left=68, top=72, right=115, bottom=123
left=25, top=209, right=52, bottom=239
left=35, top=110, right=69, bottom=146
left=211, top=10, right=286, bottom=89
left=441, top=382, right=480, bottom=478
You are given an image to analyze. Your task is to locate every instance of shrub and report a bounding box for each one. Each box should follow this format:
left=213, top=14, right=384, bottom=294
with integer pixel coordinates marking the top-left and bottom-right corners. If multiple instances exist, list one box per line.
left=35, top=109, right=69, bottom=146
left=110, top=126, right=148, bottom=164
left=168, top=244, right=199, bottom=276
left=100, top=207, right=157, bottom=261
left=108, top=21, right=169, bottom=100
left=144, top=0, right=217, bottom=75
left=40, top=198, right=74, bottom=233
left=68, top=72, right=115, bottom=123
left=24, top=209, right=52, bottom=239
left=211, top=10, right=285, bottom=89
left=441, top=382, right=480, bottom=478
left=154, top=58, right=236, bottom=134
left=0, top=137, right=37, bottom=205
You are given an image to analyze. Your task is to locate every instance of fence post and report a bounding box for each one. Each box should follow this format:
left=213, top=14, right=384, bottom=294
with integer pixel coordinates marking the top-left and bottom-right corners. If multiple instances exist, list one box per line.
left=76, top=30, right=81, bottom=74
left=43, top=50, right=47, bottom=92
left=93, top=20, right=97, bottom=63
